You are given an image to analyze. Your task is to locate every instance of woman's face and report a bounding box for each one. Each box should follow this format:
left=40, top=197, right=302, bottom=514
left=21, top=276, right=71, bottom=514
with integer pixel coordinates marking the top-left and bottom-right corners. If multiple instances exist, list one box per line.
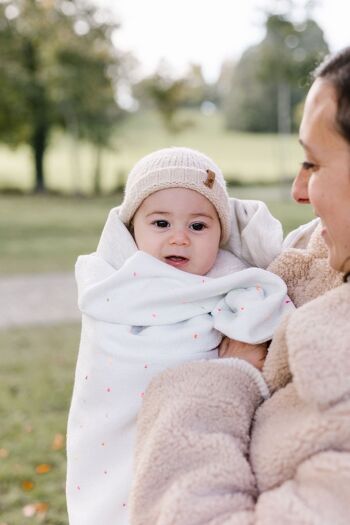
left=295, top=78, right=350, bottom=273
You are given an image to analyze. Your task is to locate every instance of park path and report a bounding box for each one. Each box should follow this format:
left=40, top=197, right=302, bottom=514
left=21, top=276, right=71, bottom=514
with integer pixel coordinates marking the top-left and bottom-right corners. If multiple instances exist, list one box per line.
left=0, top=272, right=80, bottom=329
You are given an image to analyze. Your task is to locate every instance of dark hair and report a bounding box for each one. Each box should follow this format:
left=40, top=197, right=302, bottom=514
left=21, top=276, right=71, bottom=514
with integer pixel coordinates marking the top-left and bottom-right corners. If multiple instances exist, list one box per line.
left=313, top=47, right=350, bottom=143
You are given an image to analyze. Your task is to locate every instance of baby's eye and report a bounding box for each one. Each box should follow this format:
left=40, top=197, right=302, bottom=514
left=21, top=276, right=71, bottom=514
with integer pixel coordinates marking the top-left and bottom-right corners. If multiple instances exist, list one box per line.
left=190, top=222, right=207, bottom=231
left=152, top=220, right=170, bottom=228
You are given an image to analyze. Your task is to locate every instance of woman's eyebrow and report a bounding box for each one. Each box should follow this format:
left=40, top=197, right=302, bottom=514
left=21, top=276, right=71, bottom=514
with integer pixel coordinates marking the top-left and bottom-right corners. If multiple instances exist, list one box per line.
left=299, top=138, right=312, bottom=152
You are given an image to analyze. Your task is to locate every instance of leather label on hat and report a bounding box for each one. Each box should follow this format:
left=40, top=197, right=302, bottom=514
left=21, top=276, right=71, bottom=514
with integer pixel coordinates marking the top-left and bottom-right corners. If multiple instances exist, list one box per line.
left=204, top=169, right=215, bottom=188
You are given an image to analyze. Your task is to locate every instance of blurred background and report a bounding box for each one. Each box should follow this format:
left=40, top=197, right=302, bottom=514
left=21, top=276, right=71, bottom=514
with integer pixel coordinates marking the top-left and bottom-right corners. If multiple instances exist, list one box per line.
left=0, top=0, right=348, bottom=522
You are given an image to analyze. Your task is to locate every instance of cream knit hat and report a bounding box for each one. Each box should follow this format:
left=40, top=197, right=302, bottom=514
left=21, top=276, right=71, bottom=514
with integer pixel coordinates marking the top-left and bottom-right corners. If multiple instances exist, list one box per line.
left=119, top=147, right=231, bottom=244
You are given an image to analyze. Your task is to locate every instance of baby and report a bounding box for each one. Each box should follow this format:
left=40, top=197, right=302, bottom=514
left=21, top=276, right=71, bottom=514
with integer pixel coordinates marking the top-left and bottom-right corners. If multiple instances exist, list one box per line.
left=66, top=147, right=293, bottom=525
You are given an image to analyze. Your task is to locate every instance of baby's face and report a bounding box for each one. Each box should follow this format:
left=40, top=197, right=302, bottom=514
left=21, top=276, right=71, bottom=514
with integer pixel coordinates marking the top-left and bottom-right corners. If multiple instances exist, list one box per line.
left=132, top=188, right=221, bottom=275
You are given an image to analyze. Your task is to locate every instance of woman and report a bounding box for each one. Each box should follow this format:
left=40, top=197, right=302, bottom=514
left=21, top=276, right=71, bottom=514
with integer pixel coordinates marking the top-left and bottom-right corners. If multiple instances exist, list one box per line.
left=129, top=48, right=350, bottom=524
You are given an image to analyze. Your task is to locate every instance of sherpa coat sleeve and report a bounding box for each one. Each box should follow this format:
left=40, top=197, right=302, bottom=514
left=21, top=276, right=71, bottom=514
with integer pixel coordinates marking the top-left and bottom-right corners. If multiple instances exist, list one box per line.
left=129, top=286, right=350, bottom=525
left=130, top=358, right=266, bottom=525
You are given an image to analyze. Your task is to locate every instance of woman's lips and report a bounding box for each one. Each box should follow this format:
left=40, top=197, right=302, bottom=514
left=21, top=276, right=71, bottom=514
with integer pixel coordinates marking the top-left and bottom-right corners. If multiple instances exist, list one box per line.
left=165, top=255, right=189, bottom=268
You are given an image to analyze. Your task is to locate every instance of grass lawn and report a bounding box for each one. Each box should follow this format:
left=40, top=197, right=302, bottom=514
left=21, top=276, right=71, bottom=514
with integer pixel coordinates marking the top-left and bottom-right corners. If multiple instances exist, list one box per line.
left=0, top=323, right=80, bottom=525
left=0, top=190, right=314, bottom=274
left=0, top=110, right=302, bottom=194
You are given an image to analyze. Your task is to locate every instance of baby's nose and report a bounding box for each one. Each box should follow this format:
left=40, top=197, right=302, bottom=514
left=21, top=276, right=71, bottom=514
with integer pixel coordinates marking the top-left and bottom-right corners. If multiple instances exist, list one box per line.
left=170, top=229, right=190, bottom=245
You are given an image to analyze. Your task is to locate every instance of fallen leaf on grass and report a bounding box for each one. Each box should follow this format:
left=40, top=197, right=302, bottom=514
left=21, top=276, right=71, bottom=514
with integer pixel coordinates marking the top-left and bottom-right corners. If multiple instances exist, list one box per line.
left=22, top=480, right=35, bottom=491
left=0, top=448, right=9, bottom=459
left=51, top=433, right=64, bottom=450
left=22, top=505, right=36, bottom=518
left=35, top=463, right=52, bottom=474
left=22, top=502, right=49, bottom=517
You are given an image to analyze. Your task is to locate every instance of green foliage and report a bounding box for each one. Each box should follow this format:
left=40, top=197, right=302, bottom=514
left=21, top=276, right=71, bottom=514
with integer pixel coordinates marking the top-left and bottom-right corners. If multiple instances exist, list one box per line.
left=133, top=63, right=215, bottom=133
left=224, top=12, right=329, bottom=132
left=136, top=73, right=190, bottom=133
left=0, top=0, right=123, bottom=191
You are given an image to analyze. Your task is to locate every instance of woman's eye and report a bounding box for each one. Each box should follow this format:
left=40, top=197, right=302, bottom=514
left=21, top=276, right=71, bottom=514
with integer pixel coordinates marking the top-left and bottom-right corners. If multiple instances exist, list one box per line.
left=152, top=220, right=169, bottom=228
left=301, top=161, right=317, bottom=171
left=190, top=222, right=206, bottom=231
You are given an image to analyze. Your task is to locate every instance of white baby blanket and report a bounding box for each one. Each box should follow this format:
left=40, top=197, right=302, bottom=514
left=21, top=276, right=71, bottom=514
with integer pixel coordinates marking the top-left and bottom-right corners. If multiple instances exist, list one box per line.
left=66, top=199, right=293, bottom=525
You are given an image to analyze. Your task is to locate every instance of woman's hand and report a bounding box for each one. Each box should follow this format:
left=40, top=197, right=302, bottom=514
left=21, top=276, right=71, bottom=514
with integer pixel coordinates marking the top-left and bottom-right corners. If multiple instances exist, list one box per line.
left=218, top=337, right=268, bottom=370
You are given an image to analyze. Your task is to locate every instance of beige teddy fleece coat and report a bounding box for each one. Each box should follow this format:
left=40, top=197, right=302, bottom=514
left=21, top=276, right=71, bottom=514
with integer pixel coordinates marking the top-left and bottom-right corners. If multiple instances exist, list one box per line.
left=129, top=226, right=350, bottom=525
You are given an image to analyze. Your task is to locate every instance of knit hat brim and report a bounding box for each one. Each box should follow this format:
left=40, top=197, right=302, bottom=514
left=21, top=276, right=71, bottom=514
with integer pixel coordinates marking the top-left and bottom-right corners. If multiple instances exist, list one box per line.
left=118, top=148, right=231, bottom=245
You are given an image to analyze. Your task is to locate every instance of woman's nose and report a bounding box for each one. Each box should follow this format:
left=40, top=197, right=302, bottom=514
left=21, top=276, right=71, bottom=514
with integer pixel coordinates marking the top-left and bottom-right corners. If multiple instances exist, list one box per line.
left=291, top=168, right=311, bottom=203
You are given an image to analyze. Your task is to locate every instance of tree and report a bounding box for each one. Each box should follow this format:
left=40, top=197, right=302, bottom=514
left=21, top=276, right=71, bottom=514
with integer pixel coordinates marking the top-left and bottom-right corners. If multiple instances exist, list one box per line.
left=136, top=72, right=189, bottom=133
left=0, top=0, right=123, bottom=192
left=223, top=9, right=329, bottom=132
left=133, top=62, right=217, bottom=133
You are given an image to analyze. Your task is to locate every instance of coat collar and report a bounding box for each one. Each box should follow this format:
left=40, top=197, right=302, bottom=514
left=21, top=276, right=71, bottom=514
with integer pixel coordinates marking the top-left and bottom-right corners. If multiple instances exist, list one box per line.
left=264, top=283, right=350, bottom=407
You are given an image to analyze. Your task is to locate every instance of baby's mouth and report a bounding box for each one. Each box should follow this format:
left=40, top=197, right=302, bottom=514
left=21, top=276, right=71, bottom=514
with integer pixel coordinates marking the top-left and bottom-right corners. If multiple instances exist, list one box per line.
left=165, top=255, right=189, bottom=267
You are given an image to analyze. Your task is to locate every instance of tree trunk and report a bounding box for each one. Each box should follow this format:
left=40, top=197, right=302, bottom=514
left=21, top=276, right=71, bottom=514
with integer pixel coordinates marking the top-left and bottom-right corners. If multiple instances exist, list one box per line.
left=93, top=144, right=103, bottom=195
left=23, top=38, right=49, bottom=193
left=32, top=122, right=47, bottom=193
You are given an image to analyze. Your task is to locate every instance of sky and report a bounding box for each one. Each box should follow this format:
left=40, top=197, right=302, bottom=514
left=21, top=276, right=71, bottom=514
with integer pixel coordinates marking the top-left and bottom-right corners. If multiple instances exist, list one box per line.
left=96, top=0, right=350, bottom=82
